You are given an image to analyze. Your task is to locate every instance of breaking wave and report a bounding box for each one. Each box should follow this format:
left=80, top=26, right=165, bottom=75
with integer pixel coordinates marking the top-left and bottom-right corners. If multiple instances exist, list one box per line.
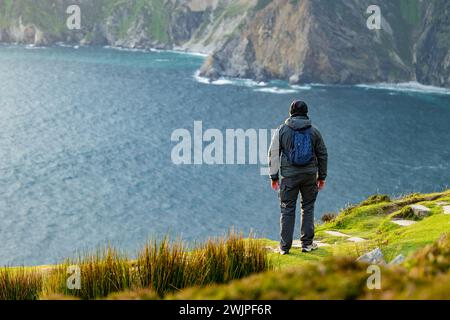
left=194, top=71, right=313, bottom=94
left=356, top=82, right=450, bottom=96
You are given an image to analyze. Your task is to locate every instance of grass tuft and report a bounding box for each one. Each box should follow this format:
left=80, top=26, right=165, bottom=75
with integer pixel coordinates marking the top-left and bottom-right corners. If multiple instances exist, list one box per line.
left=42, top=233, right=270, bottom=299
left=392, top=206, right=421, bottom=221
left=0, top=267, right=42, bottom=300
left=45, top=246, right=133, bottom=300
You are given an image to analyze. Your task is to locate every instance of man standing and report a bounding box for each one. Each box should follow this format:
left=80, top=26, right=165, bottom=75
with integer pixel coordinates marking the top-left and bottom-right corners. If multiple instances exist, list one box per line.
left=268, top=100, right=328, bottom=254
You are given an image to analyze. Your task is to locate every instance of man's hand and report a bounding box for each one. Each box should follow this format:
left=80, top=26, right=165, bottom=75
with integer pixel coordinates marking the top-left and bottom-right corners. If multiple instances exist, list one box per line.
left=271, top=180, right=279, bottom=191
left=317, top=180, right=326, bottom=191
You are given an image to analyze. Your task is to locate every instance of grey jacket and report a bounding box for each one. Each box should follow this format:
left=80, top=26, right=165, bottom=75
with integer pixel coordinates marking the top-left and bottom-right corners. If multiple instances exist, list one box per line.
left=268, top=116, right=328, bottom=181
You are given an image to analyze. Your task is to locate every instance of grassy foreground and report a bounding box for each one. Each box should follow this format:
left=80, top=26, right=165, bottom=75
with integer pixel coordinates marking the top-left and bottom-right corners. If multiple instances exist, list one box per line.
left=1, top=190, right=450, bottom=300
left=1, top=234, right=270, bottom=300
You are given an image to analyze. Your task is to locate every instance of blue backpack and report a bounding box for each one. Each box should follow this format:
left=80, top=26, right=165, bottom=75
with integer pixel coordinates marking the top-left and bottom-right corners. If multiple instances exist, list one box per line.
left=286, top=127, right=313, bottom=166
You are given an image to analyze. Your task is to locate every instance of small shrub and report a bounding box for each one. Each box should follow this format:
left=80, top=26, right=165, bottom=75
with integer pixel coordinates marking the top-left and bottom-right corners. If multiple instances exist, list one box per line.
left=392, top=206, right=421, bottom=221
left=321, top=212, right=337, bottom=223
left=360, top=194, right=391, bottom=207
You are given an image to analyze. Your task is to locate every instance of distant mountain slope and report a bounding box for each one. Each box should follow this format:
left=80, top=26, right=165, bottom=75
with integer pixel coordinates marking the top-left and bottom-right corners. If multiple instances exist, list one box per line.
left=0, top=0, right=255, bottom=53
left=0, top=0, right=448, bottom=88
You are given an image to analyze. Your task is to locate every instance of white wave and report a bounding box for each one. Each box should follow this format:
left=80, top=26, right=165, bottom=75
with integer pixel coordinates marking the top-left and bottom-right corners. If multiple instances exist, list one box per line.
left=193, top=72, right=309, bottom=93
left=238, top=79, right=267, bottom=87
left=356, top=81, right=450, bottom=95
left=193, top=72, right=268, bottom=87
left=290, top=84, right=312, bottom=90
left=254, top=87, right=298, bottom=94
left=211, top=79, right=234, bottom=85
left=55, top=42, right=72, bottom=48
left=102, top=45, right=208, bottom=58
left=193, top=71, right=211, bottom=84
left=103, top=45, right=148, bottom=53
left=309, top=83, right=329, bottom=87
left=24, top=44, right=47, bottom=50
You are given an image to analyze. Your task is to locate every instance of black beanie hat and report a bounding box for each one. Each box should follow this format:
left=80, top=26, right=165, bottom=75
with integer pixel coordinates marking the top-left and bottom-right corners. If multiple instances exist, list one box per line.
left=290, top=100, right=308, bottom=117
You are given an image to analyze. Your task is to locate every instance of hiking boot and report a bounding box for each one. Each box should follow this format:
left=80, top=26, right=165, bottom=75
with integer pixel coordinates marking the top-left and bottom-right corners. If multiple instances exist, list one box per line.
left=277, top=248, right=289, bottom=255
left=302, top=242, right=319, bottom=253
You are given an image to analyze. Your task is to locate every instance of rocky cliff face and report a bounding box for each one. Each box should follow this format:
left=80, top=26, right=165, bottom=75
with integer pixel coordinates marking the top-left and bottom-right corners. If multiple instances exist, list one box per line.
left=0, top=0, right=448, bottom=88
left=200, top=0, right=450, bottom=88
left=414, top=0, right=450, bottom=88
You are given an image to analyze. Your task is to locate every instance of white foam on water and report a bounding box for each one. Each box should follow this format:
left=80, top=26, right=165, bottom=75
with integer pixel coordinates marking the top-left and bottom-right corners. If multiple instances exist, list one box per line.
left=240, top=79, right=267, bottom=87
left=55, top=42, right=72, bottom=48
left=211, top=79, right=234, bottom=85
left=309, top=83, right=329, bottom=87
left=193, top=71, right=312, bottom=94
left=24, top=44, right=47, bottom=50
left=102, top=46, right=209, bottom=58
left=254, top=87, right=298, bottom=94
left=290, top=84, right=312, bottom=90
left=193, top=71, right=268, bottom=88
left=193, top=71, right=211, bottom=84
left=356, top=81, right=450, bottom=95
left=103, top=45, right=148, bottom=53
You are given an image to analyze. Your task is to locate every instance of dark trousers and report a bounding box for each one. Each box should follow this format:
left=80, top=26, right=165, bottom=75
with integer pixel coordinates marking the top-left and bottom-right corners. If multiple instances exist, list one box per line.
left=279, top=173, right=318, bottom=251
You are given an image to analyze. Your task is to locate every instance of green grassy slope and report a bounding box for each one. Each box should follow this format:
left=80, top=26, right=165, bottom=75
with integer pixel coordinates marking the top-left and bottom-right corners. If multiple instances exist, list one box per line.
left=169, top=233, right=450, bottom=300
left=164, top=190, right=450, bottom=300
left=262, top=190, right=450, bottom=269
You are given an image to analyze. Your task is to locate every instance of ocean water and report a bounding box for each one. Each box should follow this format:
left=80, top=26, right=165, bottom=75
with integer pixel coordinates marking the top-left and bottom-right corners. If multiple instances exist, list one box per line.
left=0, top=45, right=449, bottom=266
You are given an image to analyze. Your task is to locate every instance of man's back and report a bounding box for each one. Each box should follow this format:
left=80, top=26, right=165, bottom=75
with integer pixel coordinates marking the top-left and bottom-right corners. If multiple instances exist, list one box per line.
left=269, top=116, right=328, bottom=182
left=277, top=116, right=328, bottom=180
